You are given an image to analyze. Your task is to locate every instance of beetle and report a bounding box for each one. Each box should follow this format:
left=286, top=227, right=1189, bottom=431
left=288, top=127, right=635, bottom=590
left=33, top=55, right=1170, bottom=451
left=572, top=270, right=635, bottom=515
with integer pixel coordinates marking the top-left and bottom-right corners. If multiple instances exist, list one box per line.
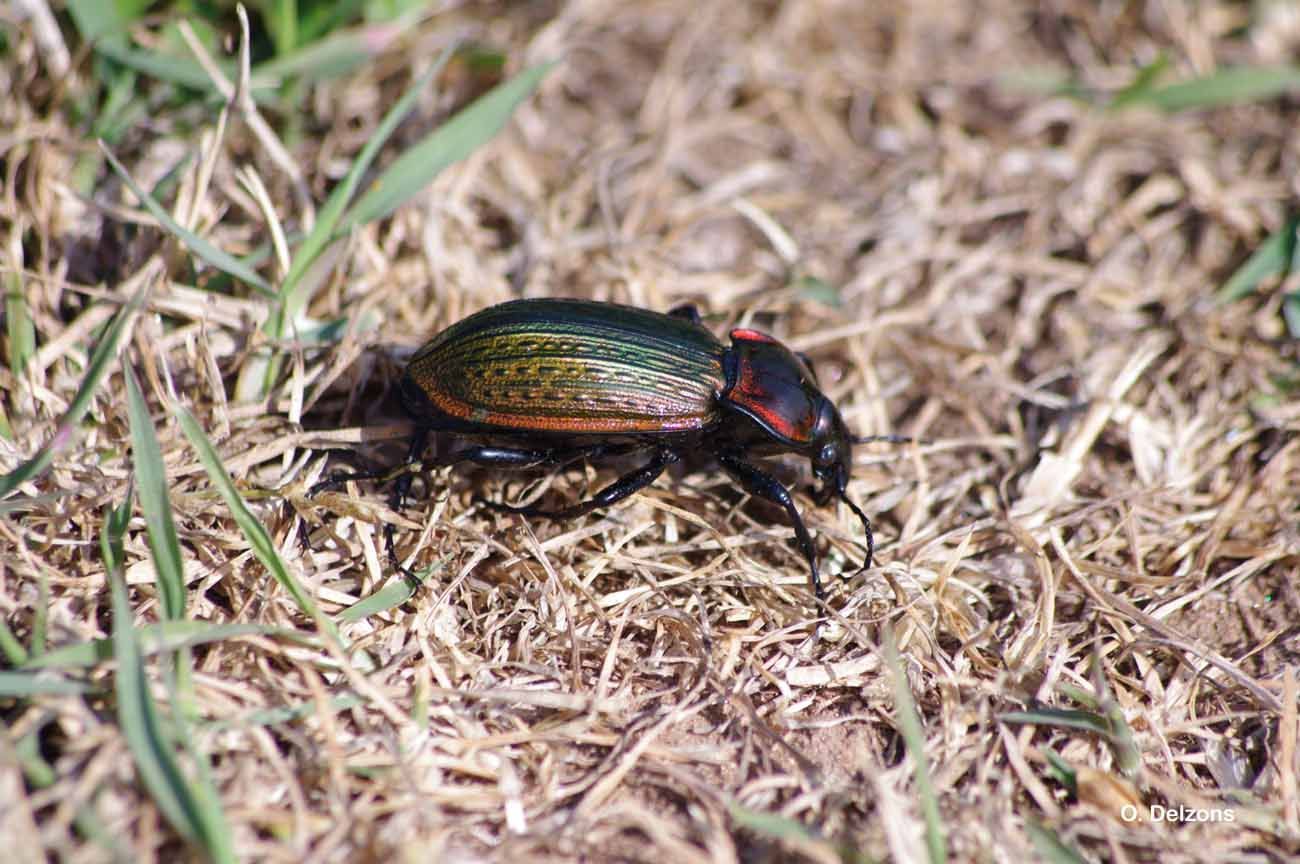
left=324, top=298, right=902, bottom=603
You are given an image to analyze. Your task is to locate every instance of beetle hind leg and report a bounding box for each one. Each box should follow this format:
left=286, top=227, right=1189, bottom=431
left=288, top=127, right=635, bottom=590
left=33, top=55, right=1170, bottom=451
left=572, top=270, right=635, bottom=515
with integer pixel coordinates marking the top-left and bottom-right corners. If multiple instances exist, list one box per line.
left=485, top=448, right=679, bottom=520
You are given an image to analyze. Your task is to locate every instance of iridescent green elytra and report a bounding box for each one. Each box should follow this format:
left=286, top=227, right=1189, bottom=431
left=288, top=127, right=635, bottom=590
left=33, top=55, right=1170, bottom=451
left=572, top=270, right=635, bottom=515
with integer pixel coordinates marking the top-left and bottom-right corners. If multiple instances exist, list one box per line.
left=402, top=299, right=727, bottom=434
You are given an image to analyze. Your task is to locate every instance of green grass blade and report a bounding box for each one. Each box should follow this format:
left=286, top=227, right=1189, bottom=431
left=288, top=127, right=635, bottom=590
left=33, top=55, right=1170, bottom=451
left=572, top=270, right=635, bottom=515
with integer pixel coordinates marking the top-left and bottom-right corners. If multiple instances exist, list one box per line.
left=1107, top=54, right=1170, bottom=109
left=884, top=627, right=946, bottom=864
left=1042, top=749, right=1078, bottom=796
left=790, top=274, right=842, bottom=307
left=92, top=66, right=145, bottom=145
left=0, top=288, right=143, bottom=498
left=1120, top=65, right=1300, bottom=112
left=125, top=368, right=187, bottom=621
left=0, top=671, right=92, bottom=696
left=340, top=61, right=555, bottom=231
left=250, top=43, right=458, bottom=398
left=264, top=0, right=300, bottom=56
left=1098, top=684, right=1141, bottom=779
left=1218, top=216, right=1298, bottom=302
left=338, top=557, right=449, bottom=623
left=0, top=618, right=28, bottom=666
left=25, top=622, right=284, bottom=670
left=1001, top=704, right=1140, bottom=779
left=1025, top=822, right=1090, bottom=864
left=4, top=265, right=35, bottom=378
left=100, top=143, right=272, bottom=294
left=169, top=695, right=237, bottom=864
left=66, top=0, right=150, bottom=45
left=109, top=573, right=206, bottom=847
left=727, top=804, right=846, bottom=856
left=94, top=40, right=223, bottom=96
left=274, top=43, right=457, bottom=331
left=297, top=0, right=367, bottom=44
left=90, top=40, right=278, bottom=105
left=727, top=802, right=871, bottom=863
left=1282, top=292, right=1300, bottom=340
left=1000, top=707, right=1113, bottom=736
left=100, top=482, right=134, bottom=579
left=253, top=19, right=390, bottom=82
left=173, top=405, right=344, bottom=647
left=30, top=570, right=49, bottom=658
left=15, top=732, right=57, bottom=787
left=338, top=577, right=418, bottom=624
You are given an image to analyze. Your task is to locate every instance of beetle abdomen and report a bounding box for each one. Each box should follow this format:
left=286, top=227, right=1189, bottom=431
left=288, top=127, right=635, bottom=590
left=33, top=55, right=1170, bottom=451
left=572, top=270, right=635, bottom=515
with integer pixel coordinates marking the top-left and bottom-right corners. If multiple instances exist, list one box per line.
left=404, top=299, right=727, bottom=434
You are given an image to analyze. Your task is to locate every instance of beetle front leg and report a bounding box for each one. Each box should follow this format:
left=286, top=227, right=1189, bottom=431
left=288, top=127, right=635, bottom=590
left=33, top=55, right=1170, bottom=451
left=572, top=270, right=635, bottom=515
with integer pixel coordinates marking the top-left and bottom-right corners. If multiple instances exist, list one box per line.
left=485, top=448, right=680, bottom=519
left=715, top=453, right=824, bottom=604
left=308, top=426, right=432, bottom=571
left=310, top=424, right=430, bottom=500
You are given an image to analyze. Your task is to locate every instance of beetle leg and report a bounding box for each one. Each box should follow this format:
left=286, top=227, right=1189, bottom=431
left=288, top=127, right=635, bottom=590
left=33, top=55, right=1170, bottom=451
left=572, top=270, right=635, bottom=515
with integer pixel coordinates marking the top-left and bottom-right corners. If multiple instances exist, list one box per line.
left=389, top=426, right=432, bottom=510
left=436, top=444, right=569, bottom=470
left=715, top=453, right=824, bottom=604
left=667, top=304, right=702, bottom=324
left=380, top=426, right=433, bottom=569
left=485, top=448, right=679, bottom=519
left=306, top=426, right=431, bottom=572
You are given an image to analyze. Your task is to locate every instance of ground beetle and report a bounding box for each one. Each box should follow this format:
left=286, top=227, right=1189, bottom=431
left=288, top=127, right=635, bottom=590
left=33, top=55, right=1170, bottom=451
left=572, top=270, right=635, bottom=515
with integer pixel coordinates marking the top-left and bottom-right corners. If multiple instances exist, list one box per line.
left=326, top=298, right=902, bottom=603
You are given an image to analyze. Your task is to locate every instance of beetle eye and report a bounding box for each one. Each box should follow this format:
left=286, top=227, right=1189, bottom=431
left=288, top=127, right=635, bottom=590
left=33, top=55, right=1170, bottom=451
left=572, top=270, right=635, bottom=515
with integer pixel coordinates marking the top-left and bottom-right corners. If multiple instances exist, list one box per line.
left=817, top=442, right=838, bottom=467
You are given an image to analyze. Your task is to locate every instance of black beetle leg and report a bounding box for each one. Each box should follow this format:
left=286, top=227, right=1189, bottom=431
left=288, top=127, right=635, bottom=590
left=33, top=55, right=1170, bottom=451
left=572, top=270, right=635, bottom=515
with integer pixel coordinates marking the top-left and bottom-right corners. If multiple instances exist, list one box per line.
left=386, top=440, right=609, bottom=567
left=306, top=426, right=432, bottom=572
left=715, top=453, right=824, bottom=604
left=389, top=427, right=431, bottom=510
left=485, top=448, right=679, bottom=519
left=437, top=441, right=642, bottom=473
left=667, top=304, right=702, bottom=324
left=439, top=444, right=569, bottom=470
left=384, top=427, right=433, bottom=569
left=308, top=426, right=430, bottom=502
left=310, top=458, right=405, bottom=496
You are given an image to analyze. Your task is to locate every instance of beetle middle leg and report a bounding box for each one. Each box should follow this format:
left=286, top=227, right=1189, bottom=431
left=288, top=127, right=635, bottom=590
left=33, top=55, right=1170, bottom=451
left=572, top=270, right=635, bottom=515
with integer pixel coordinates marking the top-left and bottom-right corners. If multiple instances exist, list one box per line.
left=715, top=453, right=824, bottom=604
left=391, top=440, right=635, bottom=506
left=484, top=448, right=680, bottom=519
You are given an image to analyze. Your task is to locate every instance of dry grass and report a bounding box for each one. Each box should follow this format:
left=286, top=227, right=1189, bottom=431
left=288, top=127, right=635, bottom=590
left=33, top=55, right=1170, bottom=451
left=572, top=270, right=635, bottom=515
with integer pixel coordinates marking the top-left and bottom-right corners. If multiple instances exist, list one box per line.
left=4, top=1, right=1300, bottom=861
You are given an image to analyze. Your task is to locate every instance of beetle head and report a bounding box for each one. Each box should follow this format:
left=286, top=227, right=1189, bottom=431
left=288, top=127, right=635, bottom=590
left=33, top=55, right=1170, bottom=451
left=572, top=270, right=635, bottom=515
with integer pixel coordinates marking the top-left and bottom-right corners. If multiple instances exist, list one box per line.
left=809, top=394, right=876, bottom=567
left=810, top=396, right=852, bottom=494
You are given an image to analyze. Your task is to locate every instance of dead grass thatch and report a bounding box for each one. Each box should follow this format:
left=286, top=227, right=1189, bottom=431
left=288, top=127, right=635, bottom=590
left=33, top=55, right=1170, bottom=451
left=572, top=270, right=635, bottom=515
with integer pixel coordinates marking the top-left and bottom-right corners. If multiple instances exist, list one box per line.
left=3, top=1, right=1299, bottom=861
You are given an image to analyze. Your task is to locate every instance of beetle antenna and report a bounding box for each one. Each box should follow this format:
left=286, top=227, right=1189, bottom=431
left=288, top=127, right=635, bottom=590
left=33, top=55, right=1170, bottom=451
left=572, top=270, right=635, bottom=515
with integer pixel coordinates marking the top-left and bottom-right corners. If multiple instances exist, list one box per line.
left=851, top=433, right=914, bottom=445
left=838, top=491, right=875, bottom=571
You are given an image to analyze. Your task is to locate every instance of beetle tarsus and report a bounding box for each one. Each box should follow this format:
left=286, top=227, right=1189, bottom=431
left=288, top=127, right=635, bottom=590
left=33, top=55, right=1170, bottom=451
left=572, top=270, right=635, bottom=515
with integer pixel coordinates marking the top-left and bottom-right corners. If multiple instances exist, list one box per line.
left=487, top=448, right=679, bottom=519
left=838, top=492, right=875, bottom=572
left=716, top=452, right=824, bottom=604
left=311, top=465, right=390, bottom=497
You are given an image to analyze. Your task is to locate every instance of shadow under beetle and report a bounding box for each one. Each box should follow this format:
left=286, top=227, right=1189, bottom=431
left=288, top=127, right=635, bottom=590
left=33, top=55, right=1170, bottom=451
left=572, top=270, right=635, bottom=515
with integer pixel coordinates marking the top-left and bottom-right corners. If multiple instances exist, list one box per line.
left=322, top=298, right=905, bottom=603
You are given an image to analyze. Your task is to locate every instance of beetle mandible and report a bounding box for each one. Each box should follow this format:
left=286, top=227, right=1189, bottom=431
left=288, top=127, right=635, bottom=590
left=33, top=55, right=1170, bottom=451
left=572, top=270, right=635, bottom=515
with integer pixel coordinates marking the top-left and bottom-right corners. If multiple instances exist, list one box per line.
left=331, top=298, right=900, bottom=603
